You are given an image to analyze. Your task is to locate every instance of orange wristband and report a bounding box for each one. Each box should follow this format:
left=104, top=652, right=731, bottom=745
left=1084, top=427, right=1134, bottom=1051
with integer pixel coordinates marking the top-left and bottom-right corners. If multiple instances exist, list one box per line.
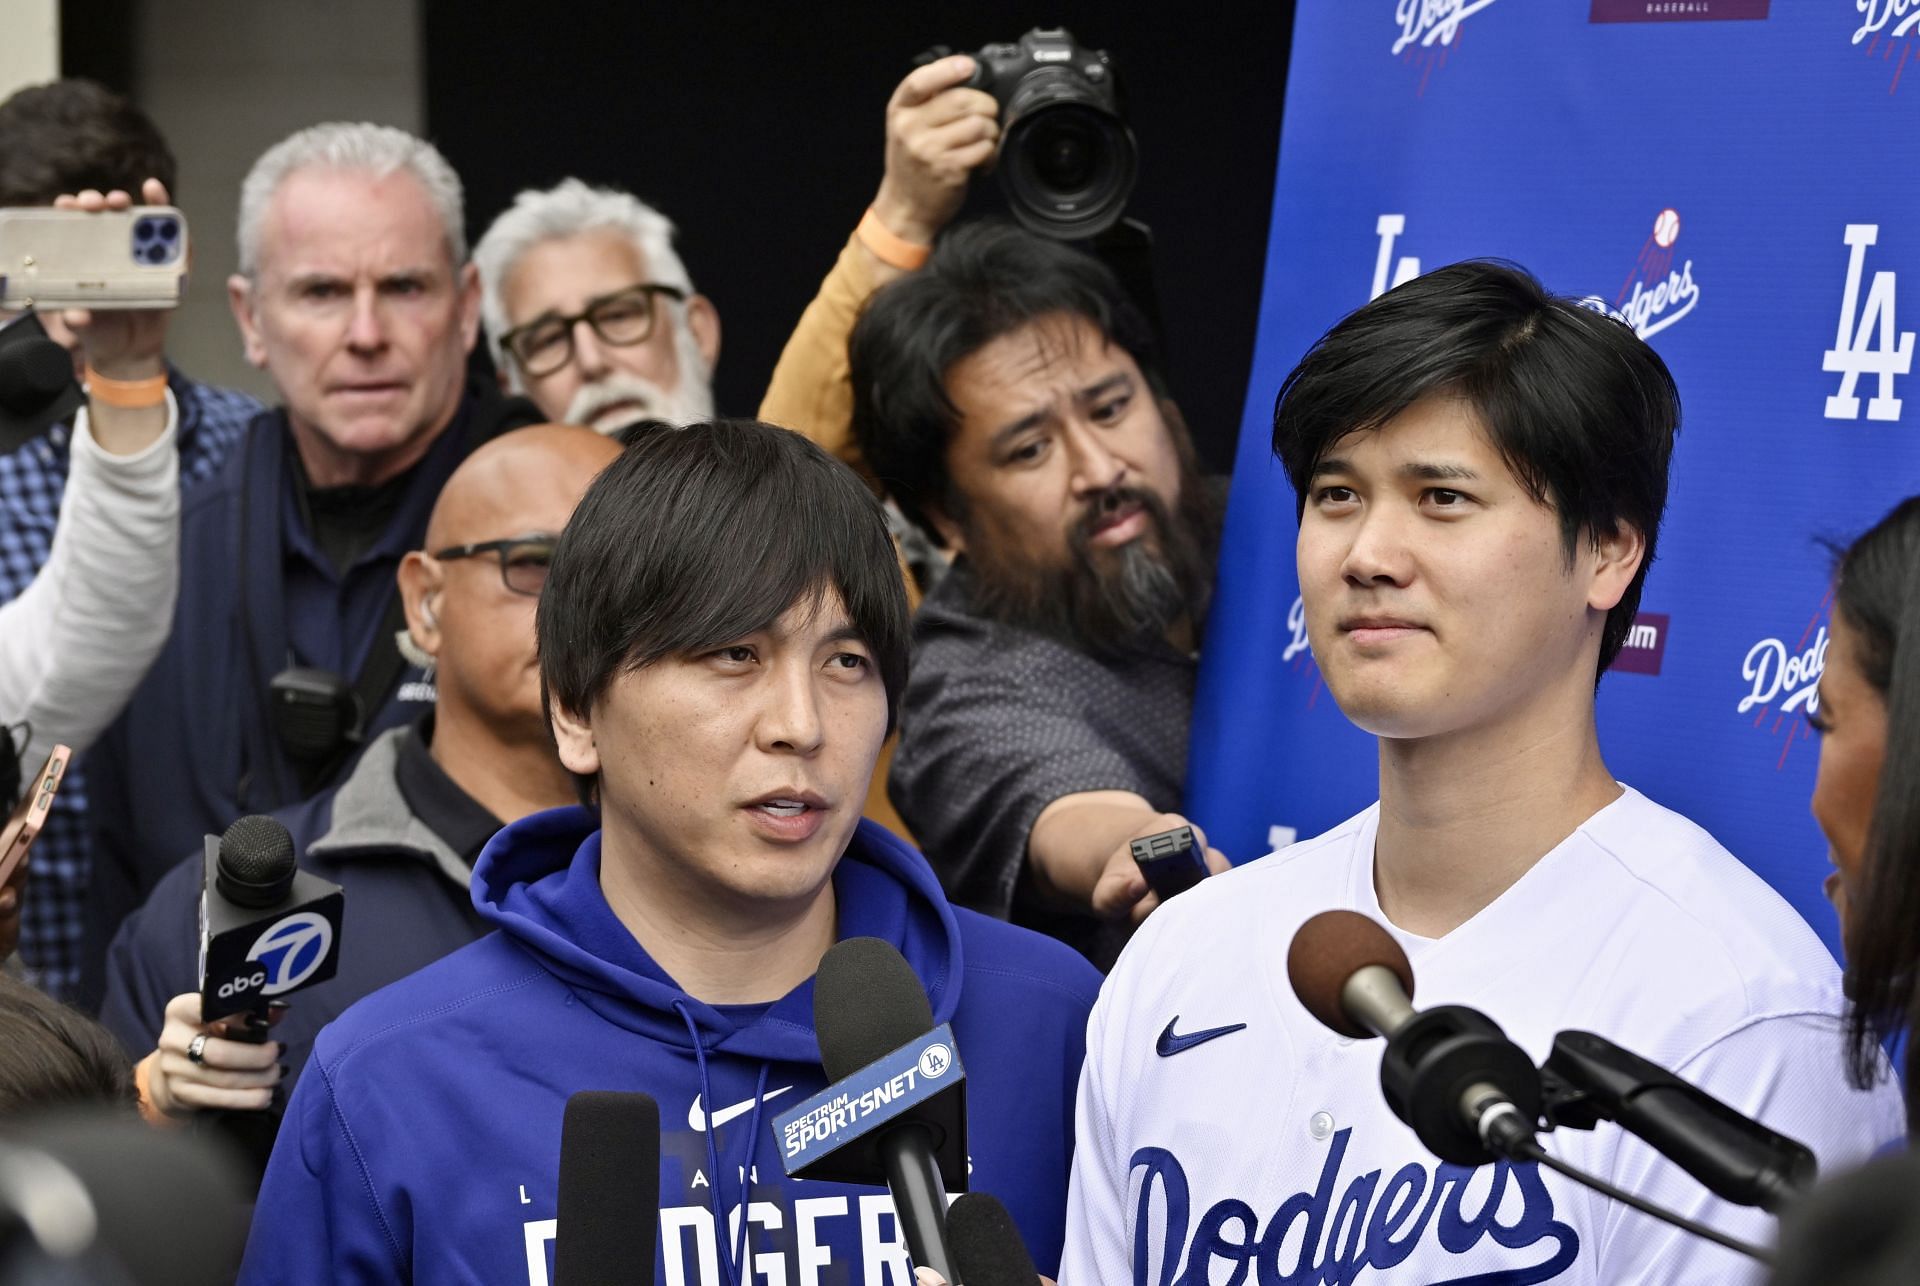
left=856, top=207, right=932, bottom=272
left=85, top=364, right=169, bottom=409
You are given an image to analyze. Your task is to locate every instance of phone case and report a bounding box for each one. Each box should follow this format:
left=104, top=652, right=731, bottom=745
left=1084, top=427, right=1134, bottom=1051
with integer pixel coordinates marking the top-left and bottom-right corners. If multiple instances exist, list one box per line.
left=0, top=206, right=188, bottom=310
left=0, top=745, right=70, bottom=888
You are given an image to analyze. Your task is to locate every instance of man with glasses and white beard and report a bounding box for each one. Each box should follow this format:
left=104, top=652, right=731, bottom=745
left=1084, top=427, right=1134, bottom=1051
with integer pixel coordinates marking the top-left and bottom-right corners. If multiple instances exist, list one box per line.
left=474, top=53, right=1000, bottom=469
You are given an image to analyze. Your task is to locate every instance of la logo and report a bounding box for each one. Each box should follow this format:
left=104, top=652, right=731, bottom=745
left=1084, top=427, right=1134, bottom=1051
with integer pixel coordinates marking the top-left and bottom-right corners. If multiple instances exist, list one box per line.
left=1372, top=215, right=1421, bottom=301
left=1825, top=224, right=1915, bottom=422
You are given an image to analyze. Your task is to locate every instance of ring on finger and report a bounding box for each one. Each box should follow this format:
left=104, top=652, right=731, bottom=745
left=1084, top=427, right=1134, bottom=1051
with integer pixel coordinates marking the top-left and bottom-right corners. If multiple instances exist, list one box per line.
left=187, top=1033, right=209, bottom=1065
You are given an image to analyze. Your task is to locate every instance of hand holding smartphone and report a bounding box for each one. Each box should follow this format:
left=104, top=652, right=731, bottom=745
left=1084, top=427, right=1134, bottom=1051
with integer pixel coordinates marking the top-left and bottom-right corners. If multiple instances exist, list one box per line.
left=0, top=745, right=70, bottom=961
left=0, top=205, right=188, bottom=311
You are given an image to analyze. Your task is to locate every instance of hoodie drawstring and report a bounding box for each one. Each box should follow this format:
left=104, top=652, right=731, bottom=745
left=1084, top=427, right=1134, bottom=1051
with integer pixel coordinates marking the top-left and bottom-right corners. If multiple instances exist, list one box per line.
left=675, top=1000, right=769, bottom=1286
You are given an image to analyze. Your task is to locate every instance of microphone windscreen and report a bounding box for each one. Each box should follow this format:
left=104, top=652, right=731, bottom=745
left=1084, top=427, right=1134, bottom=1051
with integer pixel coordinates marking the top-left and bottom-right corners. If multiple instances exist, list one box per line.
left=947, top=1192, right=1039, bottom=1286
left=1287, top=909, right=1415, bottom=1039
left=814, top=937, right=934, bottom=1082
left=554, top=1091, right=659, bottom=1286
left=3, top=1110, right=250, bottom=1286
left=216, top=815, right=296, bottom=908
left=0, top=336, right=72, bottom=409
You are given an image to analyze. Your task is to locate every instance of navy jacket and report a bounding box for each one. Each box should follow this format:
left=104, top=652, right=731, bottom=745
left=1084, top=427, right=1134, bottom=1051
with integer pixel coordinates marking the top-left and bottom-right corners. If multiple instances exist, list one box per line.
left=82, top=380, right=537, bottom=1006
left=241, top=809, right=1102, bottom=1284
left=97, top=723, right=494, bottom=1104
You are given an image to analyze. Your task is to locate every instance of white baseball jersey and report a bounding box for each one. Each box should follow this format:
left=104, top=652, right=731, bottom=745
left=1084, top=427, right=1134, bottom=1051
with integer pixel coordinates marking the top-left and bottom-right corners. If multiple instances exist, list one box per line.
left=1061, top=786, right=1905, bottom=1285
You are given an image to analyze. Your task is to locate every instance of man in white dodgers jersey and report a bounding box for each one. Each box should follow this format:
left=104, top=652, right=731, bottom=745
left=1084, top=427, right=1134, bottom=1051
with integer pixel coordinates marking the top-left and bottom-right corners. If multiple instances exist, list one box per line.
left=1060, top=261, right=1905, bottom=1285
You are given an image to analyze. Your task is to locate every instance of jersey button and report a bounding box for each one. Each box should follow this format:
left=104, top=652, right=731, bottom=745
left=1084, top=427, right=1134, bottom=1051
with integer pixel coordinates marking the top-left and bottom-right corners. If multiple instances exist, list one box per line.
left=1309, top=1111, right=1335, bottom=1140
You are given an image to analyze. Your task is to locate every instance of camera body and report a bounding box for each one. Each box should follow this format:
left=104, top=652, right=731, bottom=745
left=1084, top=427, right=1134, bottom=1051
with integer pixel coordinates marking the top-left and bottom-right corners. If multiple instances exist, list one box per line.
left=964, top=28, right=1137, bottom=240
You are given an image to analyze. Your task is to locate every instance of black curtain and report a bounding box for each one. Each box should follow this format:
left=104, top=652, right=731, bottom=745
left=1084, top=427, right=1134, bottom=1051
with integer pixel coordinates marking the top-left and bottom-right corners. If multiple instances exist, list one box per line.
left=424, top=2, right=1295, bottom=473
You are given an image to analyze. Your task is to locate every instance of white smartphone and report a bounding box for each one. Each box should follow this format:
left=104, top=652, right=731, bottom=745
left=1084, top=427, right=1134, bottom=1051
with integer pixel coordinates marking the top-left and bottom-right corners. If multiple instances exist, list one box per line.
left=0, top=205, right=188, bottom=310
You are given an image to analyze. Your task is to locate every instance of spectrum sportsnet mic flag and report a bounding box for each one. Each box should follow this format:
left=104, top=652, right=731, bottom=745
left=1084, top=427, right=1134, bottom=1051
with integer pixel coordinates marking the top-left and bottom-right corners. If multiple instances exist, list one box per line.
left=771, top=1024, right=966, bottom=1186
left=1189, top=0, right=1920, bottom=956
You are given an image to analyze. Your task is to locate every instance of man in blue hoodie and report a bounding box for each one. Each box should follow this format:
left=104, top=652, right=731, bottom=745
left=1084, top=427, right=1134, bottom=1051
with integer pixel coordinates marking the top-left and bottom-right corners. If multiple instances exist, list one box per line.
left=244, top=419, right=1101, bottom=1285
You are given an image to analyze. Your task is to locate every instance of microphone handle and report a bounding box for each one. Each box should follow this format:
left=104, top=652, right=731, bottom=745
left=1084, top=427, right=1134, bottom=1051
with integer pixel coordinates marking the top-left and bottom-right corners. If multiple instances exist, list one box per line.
left=878, top=1123, right=956, bottom=1281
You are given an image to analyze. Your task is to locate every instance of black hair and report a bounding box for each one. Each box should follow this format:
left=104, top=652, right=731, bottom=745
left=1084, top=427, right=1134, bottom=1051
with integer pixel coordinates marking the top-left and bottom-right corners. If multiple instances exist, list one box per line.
left=0, top=974, right=137, bottom=1120
left=1271, top=260, right=1680, bottom=679
left=1831, top=495, right=1920, bottom=1129
left=538, top=419, right=910, bottom=805
left=849, top=220, right=1166, bottom=544
left=0, top=79, right=177, bottom=207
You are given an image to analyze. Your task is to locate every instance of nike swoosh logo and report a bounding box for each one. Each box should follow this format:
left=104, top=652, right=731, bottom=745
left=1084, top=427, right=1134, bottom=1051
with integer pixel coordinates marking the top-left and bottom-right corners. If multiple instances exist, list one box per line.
left=1156, top=1016, right=1247, bottom=1057
left=689, top=1086, right=793, bottom=1132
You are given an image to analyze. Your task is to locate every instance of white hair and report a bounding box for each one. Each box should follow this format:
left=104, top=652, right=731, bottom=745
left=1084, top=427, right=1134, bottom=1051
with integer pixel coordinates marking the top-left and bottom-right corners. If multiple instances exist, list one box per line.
left=236, top=122, right=466, bottom=276
left=472, top=178, right=695, bottom=386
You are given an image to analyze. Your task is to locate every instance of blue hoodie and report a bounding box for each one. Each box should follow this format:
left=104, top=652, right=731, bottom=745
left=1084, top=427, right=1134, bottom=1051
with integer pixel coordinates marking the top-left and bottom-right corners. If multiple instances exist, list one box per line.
left=241, top=808, right=1100, bottom=1285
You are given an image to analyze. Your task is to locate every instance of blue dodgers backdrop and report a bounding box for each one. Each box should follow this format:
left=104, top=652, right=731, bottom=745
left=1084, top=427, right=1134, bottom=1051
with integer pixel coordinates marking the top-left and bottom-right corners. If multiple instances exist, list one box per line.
left=1189, top=0, right=1920, bottom=957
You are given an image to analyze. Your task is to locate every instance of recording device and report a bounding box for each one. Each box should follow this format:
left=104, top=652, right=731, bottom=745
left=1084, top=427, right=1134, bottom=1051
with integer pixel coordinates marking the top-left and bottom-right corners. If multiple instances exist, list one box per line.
left=267, top=666, right=366, bottom=774
left=0, top=1109, right=249, bottom=1286
left=918, top=28, right=1137, bottom=240
left=946, top=1193, right=1041, bottom=1286
left=1130, top=824, right=1209, bottom=900
left=0, top=745, right=68, bottom=895
left=198, top=815, right=343, bottom=1024
left=553, top=1092, right=659, bottom=1286
left=787, top=936, right=965, bottom=1281
left=0, top=205, right=188, bottom=311
left=1287, top=909, right=1802, bottom=1264
left=1544, top=1029, right=1814, bottom=1212
left=1287, top=909, right=1541, bottom=1165
left=0, top=311, right=83, bottom=456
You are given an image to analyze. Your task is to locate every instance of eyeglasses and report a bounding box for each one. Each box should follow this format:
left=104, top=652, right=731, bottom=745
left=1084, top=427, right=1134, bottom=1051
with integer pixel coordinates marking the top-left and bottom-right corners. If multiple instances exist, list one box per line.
left=498, top=283, right=687, bottom=378
left=431, top=536, right=557, bottom=597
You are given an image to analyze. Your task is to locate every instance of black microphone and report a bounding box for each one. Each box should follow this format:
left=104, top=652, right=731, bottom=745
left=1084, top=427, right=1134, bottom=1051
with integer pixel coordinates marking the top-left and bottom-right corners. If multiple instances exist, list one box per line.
left=1545, top=1030, right=1815, bottom=1212
left=1288, top=909, right=1542, bottom=1165
left=198, top=816, right=344, bottom=1025
left=196, top=815, right=345, bottom=1178
left=553, top=1091, right=659, bottom=1286
left=947, top=1192, right=1039, bottom=1286
left=0, top=1109, right=250, bottom=1286
left=811, top=937, right=961, bottom=1282
left=0, top=311, right=81, bottom=457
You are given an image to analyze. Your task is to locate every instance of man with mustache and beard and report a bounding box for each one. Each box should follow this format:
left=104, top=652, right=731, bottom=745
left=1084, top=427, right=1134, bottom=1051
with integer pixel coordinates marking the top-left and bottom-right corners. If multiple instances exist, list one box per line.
left=850, top=222, right=1228, bottom=968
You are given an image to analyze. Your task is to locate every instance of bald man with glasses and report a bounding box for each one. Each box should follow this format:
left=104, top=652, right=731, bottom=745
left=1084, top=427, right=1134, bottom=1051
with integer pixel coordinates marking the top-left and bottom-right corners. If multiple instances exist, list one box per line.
left=98, top=425, right=620, bottom=1157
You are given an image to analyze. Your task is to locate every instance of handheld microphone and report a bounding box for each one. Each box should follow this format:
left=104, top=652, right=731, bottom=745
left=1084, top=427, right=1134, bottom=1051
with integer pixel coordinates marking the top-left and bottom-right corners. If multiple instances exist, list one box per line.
left=801, top=937, right=963, bottom=1282
left=198, top=815, right=344, bottom=1024
left=0, top=311, right=81, bottom=457
left=947, top=1193, right=1040, bottom=1286
left=553, top=1091, right=659, bottom=1286
left=1288, top=910, right=1541, bottom=1165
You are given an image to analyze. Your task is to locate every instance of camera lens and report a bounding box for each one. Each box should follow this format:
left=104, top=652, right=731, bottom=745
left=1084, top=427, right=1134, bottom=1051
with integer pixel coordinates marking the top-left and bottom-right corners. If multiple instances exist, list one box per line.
left=1033, top=118, right=1098, bottom=191
left=135, top=218, right=155, bottom=242
left=156, top=218, right=179, bottom=241
left=1001, top=101, right=1137, bottom=240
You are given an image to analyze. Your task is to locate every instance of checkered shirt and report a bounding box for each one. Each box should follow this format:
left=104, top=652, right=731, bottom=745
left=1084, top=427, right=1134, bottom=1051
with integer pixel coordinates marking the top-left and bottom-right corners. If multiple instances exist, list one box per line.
left=0, top=372, right=262, bottom=1000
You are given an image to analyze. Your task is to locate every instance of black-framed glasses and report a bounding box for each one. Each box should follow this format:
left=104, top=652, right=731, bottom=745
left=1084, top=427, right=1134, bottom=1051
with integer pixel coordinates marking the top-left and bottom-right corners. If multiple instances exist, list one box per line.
left=431, top=536, right=557, bottom=596
left=498, top=283, right=687, bottom=377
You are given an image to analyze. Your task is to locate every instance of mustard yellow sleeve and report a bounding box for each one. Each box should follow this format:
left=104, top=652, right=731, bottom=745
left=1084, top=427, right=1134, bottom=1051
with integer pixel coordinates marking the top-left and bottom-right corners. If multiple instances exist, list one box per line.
left=757, top=231, right=880, bottom=486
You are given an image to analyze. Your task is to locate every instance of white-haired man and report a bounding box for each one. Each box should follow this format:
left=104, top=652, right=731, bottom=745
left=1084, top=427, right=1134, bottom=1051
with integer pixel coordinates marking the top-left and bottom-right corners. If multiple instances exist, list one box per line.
left=474, top=179, right=719, bottom=434
left=475, top=53, right=998, bottom=465
left=81, top=122, right=540, bottom=1004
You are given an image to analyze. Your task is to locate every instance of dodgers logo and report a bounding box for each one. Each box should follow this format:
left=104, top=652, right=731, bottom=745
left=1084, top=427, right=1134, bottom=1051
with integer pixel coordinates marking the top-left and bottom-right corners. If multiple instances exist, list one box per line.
left=1737, top=593, right=1831, bottom=769
left=1392, top=0, right=1501, bottom=54
left=1850, top=1, right=1920, bottom=93
left=249, top=911, right=333, bottom=995
left=1130, top=1130, right=1577, bottom=1285
left=1854, top=0, right=1920, bottom=45
left=1577, top=209, right=1701, bottom=342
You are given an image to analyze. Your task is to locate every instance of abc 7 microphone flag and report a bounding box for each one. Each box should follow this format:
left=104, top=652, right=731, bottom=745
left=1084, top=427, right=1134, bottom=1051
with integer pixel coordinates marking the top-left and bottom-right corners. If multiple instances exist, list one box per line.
left=1190, top=0, right=1920, bottom=956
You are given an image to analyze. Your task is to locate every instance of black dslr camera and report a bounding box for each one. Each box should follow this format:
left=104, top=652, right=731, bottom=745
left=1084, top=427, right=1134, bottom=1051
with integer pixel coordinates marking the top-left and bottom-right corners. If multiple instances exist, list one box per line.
left=956, top=28, right=1138, bottom=240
